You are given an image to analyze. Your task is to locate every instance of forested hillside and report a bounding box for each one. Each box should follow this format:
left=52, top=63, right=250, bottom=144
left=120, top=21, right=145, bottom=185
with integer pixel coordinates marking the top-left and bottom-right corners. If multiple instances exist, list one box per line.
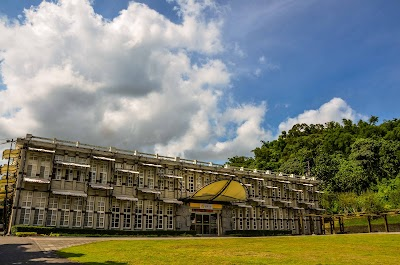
left=227, top=117, right=400, bottom=213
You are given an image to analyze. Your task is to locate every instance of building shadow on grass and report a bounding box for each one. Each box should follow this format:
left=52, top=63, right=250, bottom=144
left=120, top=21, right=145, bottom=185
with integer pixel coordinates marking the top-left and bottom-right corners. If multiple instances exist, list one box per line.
left=0, top=240, right=127, bottom=265
left=58, top=251, right=128, bottom=265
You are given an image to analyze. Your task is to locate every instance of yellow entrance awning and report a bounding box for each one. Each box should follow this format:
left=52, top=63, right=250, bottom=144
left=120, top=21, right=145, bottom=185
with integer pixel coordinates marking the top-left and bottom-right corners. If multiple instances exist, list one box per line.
left=2, top=149, right=20, bottom=159
left=189, top=180, right=247, bottom=203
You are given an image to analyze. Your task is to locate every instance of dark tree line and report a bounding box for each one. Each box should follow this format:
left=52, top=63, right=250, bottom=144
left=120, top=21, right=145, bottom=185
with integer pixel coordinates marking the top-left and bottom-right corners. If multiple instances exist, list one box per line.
left=227, top=117, right=400, bottom=213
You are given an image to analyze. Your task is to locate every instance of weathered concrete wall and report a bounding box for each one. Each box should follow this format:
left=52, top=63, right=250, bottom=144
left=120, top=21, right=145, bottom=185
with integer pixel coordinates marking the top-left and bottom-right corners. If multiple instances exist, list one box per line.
left=175, top=204, right=191, bottom=231
left=221, top=206, right=233, bottom=234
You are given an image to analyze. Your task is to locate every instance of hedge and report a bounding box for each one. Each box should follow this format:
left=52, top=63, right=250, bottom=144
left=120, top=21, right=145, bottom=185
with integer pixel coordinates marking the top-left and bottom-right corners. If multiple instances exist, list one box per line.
left=224, top=229, right=292, bottom=237
left=11, top=225, right=197, bottom=237
left=16, top=232, right=38, bottom=237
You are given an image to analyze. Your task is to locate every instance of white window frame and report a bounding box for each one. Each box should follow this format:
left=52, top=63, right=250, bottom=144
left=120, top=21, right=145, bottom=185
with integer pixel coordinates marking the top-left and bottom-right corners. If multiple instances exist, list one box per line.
left=123, top=201, right=132, bottom=229
left=135, top=200, right=143, bottom=230
left=147, top=170, right=154, bottom=189
left=138, top=172, right=144, bottom=189
left=111, top=200, right=120, bottom=229
left=127, top=174, right=134, bottom=187
left=157, top=203, right=163, bottom=229
left=145, top=201, right=153, bottom=230
left=166, top=204, right=174, bottom=230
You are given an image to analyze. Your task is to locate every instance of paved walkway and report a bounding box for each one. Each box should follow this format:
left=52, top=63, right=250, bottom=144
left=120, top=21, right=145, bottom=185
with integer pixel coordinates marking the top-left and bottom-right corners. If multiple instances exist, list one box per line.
left=0, top=236, right=79, bottom=264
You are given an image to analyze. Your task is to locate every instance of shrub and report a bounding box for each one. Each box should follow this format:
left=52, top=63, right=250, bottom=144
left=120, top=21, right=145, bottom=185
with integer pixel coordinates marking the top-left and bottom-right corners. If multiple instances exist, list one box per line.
left=16, top=232, right=37, bottom=237
left=224, top=230, right=292, bottom=237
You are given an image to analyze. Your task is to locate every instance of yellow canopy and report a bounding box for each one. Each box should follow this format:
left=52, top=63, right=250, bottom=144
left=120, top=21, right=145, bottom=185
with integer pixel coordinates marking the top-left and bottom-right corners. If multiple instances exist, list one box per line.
left=2, top=149, right=20, bottom=159
left=190, top=180, right=247, bottom=202
left=0, top=165, right=17, bottom=175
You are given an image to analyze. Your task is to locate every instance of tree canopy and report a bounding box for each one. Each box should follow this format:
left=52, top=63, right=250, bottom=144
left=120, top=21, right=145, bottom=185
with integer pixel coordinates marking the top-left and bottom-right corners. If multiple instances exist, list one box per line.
left=227, top=117, right=400, bottom=213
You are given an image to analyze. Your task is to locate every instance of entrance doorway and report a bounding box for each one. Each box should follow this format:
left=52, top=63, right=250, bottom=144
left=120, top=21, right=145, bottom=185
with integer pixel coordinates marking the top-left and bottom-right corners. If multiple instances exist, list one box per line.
left=190, top=213, right=218, bottom=235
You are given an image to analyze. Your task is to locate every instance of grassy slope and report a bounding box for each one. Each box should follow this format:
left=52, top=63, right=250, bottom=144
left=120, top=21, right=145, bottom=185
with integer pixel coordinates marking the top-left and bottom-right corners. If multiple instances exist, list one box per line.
left=58, top=234, right=400, bottom=265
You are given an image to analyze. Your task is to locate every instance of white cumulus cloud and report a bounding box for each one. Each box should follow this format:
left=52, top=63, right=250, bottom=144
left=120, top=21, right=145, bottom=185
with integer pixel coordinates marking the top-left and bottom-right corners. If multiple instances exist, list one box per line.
left=0, top=0, right=268, bottom=162
left=278, top=97, right=366, bottom=133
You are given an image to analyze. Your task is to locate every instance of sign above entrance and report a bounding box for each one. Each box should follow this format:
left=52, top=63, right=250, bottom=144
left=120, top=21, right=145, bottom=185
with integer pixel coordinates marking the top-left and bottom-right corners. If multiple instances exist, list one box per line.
left=190, top=203, right=222, bottom=210
left=200, top=203, right=213, bottom=210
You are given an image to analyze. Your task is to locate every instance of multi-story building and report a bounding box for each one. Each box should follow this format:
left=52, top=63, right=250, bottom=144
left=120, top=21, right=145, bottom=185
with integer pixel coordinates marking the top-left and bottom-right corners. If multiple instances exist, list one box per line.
left=3, top=134, right=325, bottom=235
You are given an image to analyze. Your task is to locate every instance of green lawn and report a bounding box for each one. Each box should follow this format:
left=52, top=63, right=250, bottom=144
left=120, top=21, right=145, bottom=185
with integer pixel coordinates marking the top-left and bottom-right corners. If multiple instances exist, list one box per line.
left=58, top=234, right=400, bottom=265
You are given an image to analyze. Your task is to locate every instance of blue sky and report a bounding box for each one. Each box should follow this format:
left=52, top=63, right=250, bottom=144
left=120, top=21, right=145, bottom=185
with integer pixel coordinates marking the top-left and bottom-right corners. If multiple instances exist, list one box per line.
left=0, top=0, right=399, bottom=161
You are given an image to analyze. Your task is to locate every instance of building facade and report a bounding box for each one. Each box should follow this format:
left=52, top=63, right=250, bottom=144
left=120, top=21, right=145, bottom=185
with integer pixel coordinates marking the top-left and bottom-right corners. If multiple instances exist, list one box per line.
left=5, top=134, right=325, bottom=235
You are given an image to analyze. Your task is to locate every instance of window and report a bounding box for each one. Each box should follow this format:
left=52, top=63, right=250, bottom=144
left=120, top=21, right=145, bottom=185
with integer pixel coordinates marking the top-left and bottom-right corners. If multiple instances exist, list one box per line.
left=55, top=167, right=62, bottom=180
left=249, top=183, right=255, bottom=197
left=259, top=210, right=263, bottom=230
left=55, top=155, right=63, bottom=161
left=90, top=165, right=97, bottom=183
left=283, top=184, right=287, bottom=198
left=115, top=173, right=122, bottom=186
left=252, top=209, right=257, bottom=230
left=26, top=164, right=37, bottom=178
left=20, top=191, right=33, bottom=225
left=135, top=200, right=143, bottom=230
left=258, top=181, right=262, bottom=198
left=245, top=209, right=250, bottom=230
left=47, top=196, right=58, bottom=226
left=238, top=209, right=243, bottom=230
left=39, top=158, right=50, bottom=179
left=77, top=170, right=84, bottom=182
left=60, top=196, right=70, bottom=227
left=85, top=196, right=94, bottom=227
left=20, top=208, right=31, bottom=225
left=22, top=191, right=33, bottom=208
left=39, top=165, right=49, bottom=179
left=158, top=179, right=164, bottom=190
left=73, top=197, right=83, bottom=227
left=115, top=163, right=123, bottom=169
left=98, top=197, right=106, bottom=212
left=166, top=204, right=174, bottom=230
left=123, top=201, right=132, bottom=229
left=188, top=175, right=194, bottom=193
left=69, top=156, right=76, bottom=163
left=35, top=192, right=47, bottom=208
left=111, top=200, right=120, bottom=229
left=157, top=203, right=163, bottom=229
left=138, top=172, right=144, bottom=189
left=181, top=179, right=186, bottom=192
left=99, top=164, right=108, bottom=184
left=145, top=201, right=153, bottom=230
left=97, top=197, right=106, bottom=228
left=278, top=186, right=281, bottom=198
left=34, top=209, right=45, bottom=226
left=147, top=170, right=154, bottom=189
left=168, top=180, right=174, bottom=191
left=127, top=175, right=134, bottom=187
left=67, top=168, right=73, bottom=181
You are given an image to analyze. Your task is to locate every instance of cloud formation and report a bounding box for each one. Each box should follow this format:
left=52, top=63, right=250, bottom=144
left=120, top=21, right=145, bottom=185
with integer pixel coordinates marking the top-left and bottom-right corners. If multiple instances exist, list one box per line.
left=278, top=97, right=365, bottom=133
left=0, top=0, right=269, bottom=161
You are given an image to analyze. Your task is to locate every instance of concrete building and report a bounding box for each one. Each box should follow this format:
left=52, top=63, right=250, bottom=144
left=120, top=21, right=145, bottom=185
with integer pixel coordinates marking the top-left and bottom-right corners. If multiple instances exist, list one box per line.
left=3, top=134, right=325, bottom=235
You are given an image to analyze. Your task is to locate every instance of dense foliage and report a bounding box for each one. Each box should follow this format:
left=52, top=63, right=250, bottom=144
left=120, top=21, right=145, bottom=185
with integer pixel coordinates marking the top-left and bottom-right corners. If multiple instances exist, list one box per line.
left=227, top=117, right=400, bottom=213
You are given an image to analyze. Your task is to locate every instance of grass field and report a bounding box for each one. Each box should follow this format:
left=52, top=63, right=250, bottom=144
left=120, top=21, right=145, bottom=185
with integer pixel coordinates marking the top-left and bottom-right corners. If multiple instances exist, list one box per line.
left=58, top=234, right=400, bottom=265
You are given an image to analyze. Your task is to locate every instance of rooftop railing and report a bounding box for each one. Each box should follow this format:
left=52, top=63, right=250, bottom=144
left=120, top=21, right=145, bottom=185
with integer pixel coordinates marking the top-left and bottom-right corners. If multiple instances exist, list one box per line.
left=23, top=134, right=317, bottom=182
